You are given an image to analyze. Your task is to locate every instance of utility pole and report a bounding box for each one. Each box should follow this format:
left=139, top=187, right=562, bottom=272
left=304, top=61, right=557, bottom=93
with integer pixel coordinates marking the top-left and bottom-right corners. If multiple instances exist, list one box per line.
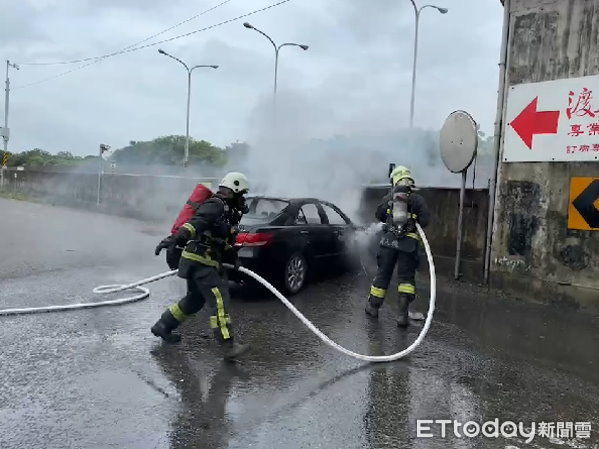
left=2, top=60, right=19, bottom=189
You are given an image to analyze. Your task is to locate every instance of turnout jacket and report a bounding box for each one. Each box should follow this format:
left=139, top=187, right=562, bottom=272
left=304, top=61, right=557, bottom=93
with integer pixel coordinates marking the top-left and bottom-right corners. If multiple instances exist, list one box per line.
left=375, top=191, right=431, bottom=253
left=175, top=195, right=238, bottom=276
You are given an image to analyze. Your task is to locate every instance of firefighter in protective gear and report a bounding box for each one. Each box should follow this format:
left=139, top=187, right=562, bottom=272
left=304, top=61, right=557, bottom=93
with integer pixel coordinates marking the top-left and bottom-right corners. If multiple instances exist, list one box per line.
left=365, top=166, right=430, bottom=327
left=151, top=172, right=251, bottom=361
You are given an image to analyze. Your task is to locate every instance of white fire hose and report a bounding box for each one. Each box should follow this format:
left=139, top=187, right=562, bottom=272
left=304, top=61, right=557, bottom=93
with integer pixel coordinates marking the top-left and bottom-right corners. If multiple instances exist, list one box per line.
left=230, top=223, right=436, bottom=362
left=0, top=224, right=435, bottom=363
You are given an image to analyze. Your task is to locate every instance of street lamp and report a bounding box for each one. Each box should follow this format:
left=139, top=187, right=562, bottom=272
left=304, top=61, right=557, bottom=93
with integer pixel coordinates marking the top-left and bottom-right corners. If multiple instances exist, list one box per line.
left=408, top=1, right=448, bottom=128
left=158, top=48, right=218, bottom=166
left=243, top=22, right=308, bottom=97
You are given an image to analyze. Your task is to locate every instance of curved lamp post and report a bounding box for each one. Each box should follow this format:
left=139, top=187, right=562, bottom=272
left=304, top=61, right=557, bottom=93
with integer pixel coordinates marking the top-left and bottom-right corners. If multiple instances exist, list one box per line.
left=408, top=1, right=448, bottom=128
left=243, top=22, right=308, bottom=98
left=158, top=48, right=218, bottom=166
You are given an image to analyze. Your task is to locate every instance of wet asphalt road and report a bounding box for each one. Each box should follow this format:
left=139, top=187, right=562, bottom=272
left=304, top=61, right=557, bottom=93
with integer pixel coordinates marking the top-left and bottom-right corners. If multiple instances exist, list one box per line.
left=1, top=197, right=598, bottom=449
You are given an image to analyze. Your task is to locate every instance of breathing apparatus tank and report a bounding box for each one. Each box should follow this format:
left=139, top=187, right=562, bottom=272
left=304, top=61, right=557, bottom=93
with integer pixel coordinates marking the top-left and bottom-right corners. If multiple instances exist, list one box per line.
left=387, top=164, right=415, bottom=236
left=392, top=184, right=411, bottom=229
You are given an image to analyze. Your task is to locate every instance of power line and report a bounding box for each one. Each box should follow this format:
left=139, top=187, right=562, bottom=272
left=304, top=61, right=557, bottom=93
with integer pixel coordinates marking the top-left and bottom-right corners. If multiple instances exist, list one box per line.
left=20, top=0, right=233, bottom=66
left=15, top=0, right=292, bottom=90
left=14, top=59, right=109, bottom=89
left=13, top=0, right=233, bottom=89
left=14, top=0, right=292, bottom=89
left=13, top=0, right=232, bottom=89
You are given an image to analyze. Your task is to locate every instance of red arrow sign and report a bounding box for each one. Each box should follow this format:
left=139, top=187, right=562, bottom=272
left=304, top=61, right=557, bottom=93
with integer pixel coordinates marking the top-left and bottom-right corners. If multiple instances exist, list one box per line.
left=509, top=97, right=560, bottom=149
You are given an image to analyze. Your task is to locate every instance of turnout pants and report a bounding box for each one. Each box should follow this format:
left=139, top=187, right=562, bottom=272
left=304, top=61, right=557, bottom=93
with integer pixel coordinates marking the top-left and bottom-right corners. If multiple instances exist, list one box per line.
left=161, top=264, right=234, bottom=343
left=368, top=245, right=418, bottom=308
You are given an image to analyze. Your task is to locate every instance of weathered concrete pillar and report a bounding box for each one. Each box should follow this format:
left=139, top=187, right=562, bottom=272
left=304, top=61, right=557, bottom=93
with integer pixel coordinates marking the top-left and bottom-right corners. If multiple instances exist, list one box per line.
left=491, top=0, right=599, bottom=309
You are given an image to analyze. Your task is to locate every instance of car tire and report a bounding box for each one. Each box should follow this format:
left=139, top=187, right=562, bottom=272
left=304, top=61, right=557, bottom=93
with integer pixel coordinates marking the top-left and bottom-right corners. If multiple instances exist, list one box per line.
left=282, top=252, right=308, bottom=295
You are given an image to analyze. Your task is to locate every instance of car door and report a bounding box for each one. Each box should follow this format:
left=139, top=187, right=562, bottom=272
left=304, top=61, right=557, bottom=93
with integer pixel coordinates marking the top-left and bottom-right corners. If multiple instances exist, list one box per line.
left=294, top=201, right=332, bottom=259
left=320, top=202, right=353, bottom=256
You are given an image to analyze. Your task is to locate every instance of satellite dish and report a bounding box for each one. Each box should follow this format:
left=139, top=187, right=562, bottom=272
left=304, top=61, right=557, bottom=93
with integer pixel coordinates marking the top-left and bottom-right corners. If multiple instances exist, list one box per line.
left=440, top=110, right=478, bottom=173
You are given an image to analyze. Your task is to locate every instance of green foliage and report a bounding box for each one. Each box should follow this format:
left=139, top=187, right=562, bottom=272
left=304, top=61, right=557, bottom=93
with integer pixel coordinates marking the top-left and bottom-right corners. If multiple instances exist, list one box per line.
left=1, top=135, right=230, bottom=171
left=2, top=148, right=85, bottom=169
left=112, top=135, right=227, bottom=167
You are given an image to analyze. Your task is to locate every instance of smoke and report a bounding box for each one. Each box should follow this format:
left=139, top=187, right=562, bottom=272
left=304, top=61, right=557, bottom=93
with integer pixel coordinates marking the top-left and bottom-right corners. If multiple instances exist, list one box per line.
left=350, top=222, right=384, bottom=268
left=229, top=89, right=492, bottom=223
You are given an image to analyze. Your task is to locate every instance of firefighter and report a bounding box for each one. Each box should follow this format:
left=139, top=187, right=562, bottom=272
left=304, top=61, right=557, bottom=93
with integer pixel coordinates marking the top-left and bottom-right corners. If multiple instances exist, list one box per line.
left=364, top=166, right=430, bottom=327
left=151, top=172, right=250, bottom=361
left=165, top=183, right=248, bottom=270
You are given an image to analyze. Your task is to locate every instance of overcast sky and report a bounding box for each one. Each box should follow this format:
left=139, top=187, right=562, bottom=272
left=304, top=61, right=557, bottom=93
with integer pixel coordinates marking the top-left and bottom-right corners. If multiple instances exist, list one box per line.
left=1, top=0, right=503, bottom=156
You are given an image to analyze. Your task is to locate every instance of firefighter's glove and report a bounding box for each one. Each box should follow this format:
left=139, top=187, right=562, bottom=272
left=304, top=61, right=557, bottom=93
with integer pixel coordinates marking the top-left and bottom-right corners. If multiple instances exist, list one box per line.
left=155, top=235, right=178, bottom=256
left=230, top=196, right=247, bottom=226
left=230, top=209, right=243, bottom=227
left=223, top=245, right=242, bottom=270
left=165, top=246, right=182, bottom=270
left=236, top=195, right=249, bottom=214
left=405, top=218, right=417, bottom=234
left=232, top=258, right=242, bottom=271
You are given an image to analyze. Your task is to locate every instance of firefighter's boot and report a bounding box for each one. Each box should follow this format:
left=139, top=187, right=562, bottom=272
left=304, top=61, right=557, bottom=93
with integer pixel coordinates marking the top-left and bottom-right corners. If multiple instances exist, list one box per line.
left=396, top=294, right=410, bottom=328
left=151, top=310, right=182, bottom=344
left=222, top=340, right=250, bottom=361
left=364, top=301, right=380, bottom=318
left=366, top=286, right=386, bottom=318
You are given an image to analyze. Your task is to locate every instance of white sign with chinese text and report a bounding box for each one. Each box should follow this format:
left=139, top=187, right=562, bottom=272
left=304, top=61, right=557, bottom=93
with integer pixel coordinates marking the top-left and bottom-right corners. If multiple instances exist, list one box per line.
left=504, top=74, right=599, bottom=162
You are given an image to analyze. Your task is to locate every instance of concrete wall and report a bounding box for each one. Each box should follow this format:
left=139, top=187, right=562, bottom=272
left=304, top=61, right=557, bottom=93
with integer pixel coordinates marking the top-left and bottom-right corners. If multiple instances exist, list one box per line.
left=0, top=168, right=217, bottom=222
left=1, top=168, right=486, bottom=280
left=492, top=0, right=599, bottom=308
left=361, top=186, right=489, bottom=279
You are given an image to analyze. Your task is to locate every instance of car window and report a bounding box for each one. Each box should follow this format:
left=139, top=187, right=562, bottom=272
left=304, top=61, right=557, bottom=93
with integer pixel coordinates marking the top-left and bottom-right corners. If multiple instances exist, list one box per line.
left=242, top=198, right=289, bottom=225
left=298, top=203, right=323, bottom=224
left=295, top=209, right=308, bottom=225
left=322, top=204, right=349, bottom=225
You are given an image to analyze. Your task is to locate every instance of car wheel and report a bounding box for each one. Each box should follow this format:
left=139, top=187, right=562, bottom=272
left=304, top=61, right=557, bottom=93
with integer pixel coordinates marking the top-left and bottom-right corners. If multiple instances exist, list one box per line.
left=283, top=252, right=308, bottom=295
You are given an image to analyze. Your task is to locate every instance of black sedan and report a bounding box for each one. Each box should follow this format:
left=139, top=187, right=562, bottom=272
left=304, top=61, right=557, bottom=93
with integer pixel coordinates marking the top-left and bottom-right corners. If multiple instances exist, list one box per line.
left=234, top=196, right=357, bottom=294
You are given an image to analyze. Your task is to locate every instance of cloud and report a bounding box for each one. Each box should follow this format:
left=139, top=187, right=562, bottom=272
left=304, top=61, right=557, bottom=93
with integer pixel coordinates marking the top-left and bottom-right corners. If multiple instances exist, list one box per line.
left=1, top=0, right=503, bottom=155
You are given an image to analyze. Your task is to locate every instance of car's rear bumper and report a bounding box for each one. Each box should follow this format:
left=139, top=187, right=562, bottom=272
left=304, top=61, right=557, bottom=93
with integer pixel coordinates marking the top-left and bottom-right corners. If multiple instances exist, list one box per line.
left=234, top=246, right=284, bottom=282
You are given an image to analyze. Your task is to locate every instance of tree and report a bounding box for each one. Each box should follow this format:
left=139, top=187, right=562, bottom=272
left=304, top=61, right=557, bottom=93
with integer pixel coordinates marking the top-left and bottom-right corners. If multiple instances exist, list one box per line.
left=4, top=148, right=85, bottom=169
left=4, top=135, right=229, bottom=172
left=112, top=135, right=227, bottom=168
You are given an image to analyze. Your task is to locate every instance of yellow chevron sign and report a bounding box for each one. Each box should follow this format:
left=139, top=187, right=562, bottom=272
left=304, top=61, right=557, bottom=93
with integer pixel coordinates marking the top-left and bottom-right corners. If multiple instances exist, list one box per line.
left=568, top=177, right=599, bottom=230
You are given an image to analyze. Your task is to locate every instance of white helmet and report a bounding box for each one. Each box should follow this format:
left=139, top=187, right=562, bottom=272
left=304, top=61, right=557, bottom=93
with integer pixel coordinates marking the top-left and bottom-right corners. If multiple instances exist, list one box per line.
left=219, top=171, right=249, bottom=194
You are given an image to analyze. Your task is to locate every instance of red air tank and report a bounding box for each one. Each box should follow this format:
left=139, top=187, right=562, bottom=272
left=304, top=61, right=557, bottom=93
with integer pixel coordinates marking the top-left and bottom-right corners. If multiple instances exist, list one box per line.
left=171, top=184, right=213, bottom=234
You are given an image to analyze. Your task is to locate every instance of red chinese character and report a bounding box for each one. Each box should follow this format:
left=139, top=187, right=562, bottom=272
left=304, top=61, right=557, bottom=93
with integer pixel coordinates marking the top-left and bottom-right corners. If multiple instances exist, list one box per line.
left=569, top=124, right=584, bottom=136
left=567, top=88, right=596, bottom=119
left=593, top=144, right=599, bottom=152
left=579, top=144, right=590, bottom=152
left=566, top=145, right=578, bottom=154
left=588, top=123, right=599, bottom=135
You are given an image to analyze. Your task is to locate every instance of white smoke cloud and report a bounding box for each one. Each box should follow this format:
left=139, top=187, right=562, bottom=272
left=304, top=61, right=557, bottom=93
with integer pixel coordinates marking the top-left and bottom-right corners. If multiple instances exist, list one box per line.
left=232, top=89, right=491, bottom=222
